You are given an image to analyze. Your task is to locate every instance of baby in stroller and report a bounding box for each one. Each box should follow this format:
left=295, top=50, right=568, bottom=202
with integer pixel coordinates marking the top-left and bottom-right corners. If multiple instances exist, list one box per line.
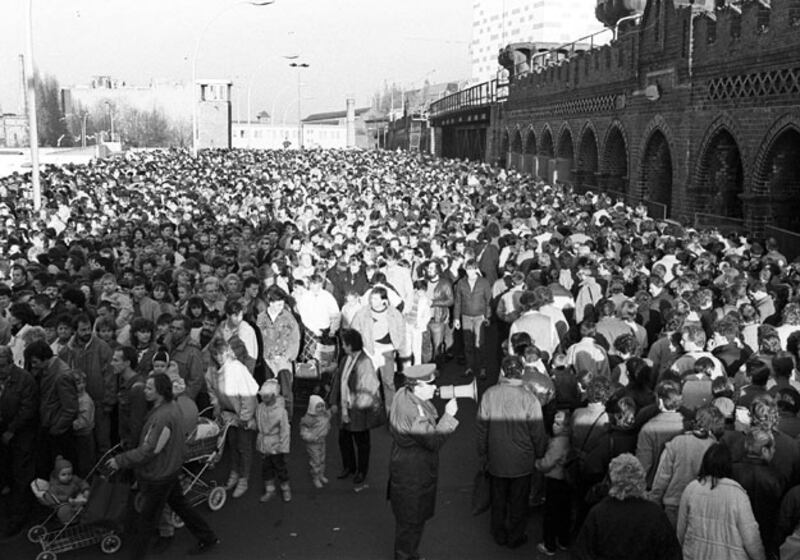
left=46, top=456, right=90, bottom=524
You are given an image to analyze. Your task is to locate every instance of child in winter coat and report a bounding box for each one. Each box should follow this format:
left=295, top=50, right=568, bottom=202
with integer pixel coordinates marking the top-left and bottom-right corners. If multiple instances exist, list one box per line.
left=535, top=410, right=572, bottom=556
left=299, top=395, right=331, bottom=488
left=256, top=379, right=291, bottom=503
left=48, top=455, right=90, bottom=524
left=72, top=371, right=96, bottom=478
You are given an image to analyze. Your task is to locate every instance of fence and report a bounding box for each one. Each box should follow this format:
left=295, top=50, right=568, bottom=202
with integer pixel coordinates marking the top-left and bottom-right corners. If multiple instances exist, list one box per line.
left=693, top=212, right=747, bottom=233
left=429, top=79, right=507, bottom=120
left=765, top=225, right=800, bottom=261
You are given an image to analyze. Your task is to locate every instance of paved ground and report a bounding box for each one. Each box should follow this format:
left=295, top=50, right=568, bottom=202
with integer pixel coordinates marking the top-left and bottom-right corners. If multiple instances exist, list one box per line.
left=2, top=325, right=572, bottom=560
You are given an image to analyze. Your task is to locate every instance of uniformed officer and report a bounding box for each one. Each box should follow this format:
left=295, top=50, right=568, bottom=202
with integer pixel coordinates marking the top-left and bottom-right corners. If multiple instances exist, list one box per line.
left=388, top=364, right=459, bottom=560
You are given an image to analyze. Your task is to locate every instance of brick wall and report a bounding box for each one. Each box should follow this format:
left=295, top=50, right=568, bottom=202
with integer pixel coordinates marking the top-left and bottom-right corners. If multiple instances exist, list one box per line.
left=490, top=0, right=800, bottom=232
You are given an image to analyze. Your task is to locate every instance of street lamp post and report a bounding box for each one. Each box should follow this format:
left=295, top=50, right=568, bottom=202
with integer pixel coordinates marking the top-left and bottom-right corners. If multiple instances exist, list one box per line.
left=289, top=62, right=309, bottom=149
left=25, top=0, right=41, bottom=211
left=191, top=0, right=275, bottom=157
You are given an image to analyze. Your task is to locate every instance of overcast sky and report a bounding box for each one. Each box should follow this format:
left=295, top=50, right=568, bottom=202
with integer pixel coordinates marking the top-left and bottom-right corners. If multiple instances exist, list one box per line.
left=0, top=0, right=472, bottom=120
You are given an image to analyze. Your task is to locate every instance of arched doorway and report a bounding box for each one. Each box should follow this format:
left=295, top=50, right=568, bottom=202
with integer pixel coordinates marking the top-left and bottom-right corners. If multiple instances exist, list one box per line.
left=510, top=129, right=523, bottom=170
left=555, top=128, right=574, bottom=184
left=538, top=127, right=554, bottom=182
left=757, top=127, right=800, bottom=231
left=695, top=129, right=744, bottom=219
left=577, top=128, right=599, bottom=192
left=603, top=126, right=628, bottom=195
left=524, top=129, right=537, bottom=175
left=640, top=130, right=673, bottom=218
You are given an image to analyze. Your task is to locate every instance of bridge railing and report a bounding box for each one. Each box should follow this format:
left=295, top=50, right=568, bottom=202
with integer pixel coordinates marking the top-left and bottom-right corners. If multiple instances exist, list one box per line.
left=516, top=28, right=615, bottom=79
left=429, top=79, right=507, bottom=120
left=694, top=212, right=748, bottom=233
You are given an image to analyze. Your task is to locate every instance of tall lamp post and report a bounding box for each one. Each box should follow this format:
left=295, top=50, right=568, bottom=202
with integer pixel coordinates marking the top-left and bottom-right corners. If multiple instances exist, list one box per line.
left=191, top=0, right=275, bottom=157
left=289, top=61, right=309, bottom=149
left=25, top=0, right=41, bottom=210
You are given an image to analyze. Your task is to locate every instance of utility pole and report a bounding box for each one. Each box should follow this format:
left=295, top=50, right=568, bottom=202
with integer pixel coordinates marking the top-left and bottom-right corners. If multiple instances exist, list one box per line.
left=289, top=62, right=309, bottom=149
left=25, top=0, right=41, bottom=211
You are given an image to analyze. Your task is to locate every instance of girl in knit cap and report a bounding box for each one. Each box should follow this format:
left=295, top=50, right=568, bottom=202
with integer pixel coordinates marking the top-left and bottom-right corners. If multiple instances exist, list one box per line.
left=48, top=455, right=90, bottom=524
left=256, top=379, right=291, bottom=503
left=299, top=395, right=331, bottom=488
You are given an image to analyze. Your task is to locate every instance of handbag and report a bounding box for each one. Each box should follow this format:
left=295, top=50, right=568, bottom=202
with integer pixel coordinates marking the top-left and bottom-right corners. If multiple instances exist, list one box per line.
left=471, top=467, right=491, bottom=516
left=295, top=361, right=320, bottom=380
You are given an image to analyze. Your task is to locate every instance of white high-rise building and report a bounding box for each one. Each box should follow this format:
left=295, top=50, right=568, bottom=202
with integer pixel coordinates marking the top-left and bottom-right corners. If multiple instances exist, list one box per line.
left=470, top=0, right=604, bottom=83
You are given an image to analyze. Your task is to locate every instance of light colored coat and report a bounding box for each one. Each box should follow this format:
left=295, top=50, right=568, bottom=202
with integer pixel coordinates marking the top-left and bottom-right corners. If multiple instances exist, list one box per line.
left=677, top=478, right=765, bottom=560
left=255, top=397, right=290, bottom=455
left=649, top=432, right=716, bottom=507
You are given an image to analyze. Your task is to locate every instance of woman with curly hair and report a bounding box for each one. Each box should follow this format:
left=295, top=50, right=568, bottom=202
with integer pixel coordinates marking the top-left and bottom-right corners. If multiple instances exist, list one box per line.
left=573, top=453, right=680, bottom=560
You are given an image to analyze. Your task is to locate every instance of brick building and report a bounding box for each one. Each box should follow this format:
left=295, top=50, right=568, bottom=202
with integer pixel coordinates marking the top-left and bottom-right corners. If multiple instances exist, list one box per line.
left=499, top=0, right=800, bottom=237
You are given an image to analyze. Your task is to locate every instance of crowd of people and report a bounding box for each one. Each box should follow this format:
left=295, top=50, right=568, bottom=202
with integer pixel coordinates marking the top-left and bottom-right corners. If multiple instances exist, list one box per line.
left=1, top=146, right=800, bottom=559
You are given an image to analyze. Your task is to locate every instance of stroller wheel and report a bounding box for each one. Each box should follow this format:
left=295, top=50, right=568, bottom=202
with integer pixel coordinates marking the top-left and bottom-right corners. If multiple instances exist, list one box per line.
left=207, top=486, right=227, bottom=511
left=100, top=533, right=122, bottom=554
left=36, top=551, right=57, bottom=560
left=27, top=524, right=47, bottom=543
left=170, top=511, right=185, bottom=528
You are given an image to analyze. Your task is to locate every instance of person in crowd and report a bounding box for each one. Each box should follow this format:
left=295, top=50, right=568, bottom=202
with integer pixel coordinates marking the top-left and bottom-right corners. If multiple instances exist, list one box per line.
left=572, top=454, right=681, bottom=560
left=255, top=378, right=291, bottom=504
left=677, top=443, right=765, bottom=560
left=299, top=395, right=331, bottom=489
left=423, top=261, right=454, bottom=364
left=351, top=286, right=406, bottom=414
left=205, top=337, right=259, bottom=499
left=476, top=355, right=547, bottom=548
left=637, top=380, right=686, bottom=488
left=388, top=364, right=458, bottom=560
left=0, top=345, right=38, bottom=537
left=256, top=286, right=300, bottom=419
left=509, top=290, right=560, bottom=361
left=217, top=299, right=258, bottom=374
left=113, top=346, right=148, bottom=450
left=108, top=373, right=219, bottom=559
left=166, top=314, right=205, bottom=402
left=648, top=405, right=725, bottom=526
left=453, top=259, right=492, bottom=380
left=534, top=410, right=571, bottom=556
left=565, top=320, right=610, bottom=380
left=71, top=370, right=96, bottom=478
left=328, top=328, right=383, bottom=489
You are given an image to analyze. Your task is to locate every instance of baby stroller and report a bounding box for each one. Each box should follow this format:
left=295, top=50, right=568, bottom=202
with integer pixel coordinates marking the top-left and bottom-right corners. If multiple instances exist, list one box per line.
left=28, top=446, right=128, bottom=560
left=134, top=411, right=232, bottom=528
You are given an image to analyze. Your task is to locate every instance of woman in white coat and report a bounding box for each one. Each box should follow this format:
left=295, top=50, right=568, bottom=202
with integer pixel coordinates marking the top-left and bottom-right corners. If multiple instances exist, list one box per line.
left=677, top=443, right=765, bottom=560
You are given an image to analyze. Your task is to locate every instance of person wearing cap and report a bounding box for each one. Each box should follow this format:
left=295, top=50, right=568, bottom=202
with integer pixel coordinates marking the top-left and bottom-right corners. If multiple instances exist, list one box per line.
left=477, top=355, right=547, bottom=548
left=388, top=363, right=458, bottom=560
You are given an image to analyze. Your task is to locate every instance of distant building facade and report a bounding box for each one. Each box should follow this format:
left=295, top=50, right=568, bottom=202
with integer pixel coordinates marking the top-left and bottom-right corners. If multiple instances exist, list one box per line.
left=471, top=0, right=606, bottom=82
left=0, top=114, right=28, bottom=148
left=232, top=122, right=347, bottom=150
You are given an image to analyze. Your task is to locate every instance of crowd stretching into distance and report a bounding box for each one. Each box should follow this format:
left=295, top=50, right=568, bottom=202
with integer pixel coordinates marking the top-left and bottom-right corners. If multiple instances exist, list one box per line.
left=1, top=148, right=800, bottom=560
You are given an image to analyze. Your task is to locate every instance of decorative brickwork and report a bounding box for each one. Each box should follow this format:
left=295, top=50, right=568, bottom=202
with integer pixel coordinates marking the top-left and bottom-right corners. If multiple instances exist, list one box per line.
left=708, top=67, right=800, bottom=102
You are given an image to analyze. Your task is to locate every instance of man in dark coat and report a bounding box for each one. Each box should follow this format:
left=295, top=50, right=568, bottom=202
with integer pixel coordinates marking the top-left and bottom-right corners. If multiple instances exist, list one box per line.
left=388, top=364, right=458, bottom=560
left=0, top=345, right=38, bottom=536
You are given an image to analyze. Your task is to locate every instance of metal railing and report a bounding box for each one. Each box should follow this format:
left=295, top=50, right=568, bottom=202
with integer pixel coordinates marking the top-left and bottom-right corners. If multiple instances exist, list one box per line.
left=429, top=79, right=507, bottom=119
left=520, top=28, right=614, bottom=78
left=694, top=212, right=747, bottom=232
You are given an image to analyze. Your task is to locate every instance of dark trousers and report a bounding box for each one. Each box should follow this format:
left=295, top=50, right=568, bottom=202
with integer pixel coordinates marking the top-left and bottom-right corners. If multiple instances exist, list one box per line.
left=0, top=429, right=35, bottom=523
left=131, top=475, right=217, bottom=560
left=74, top=432, right=96, bottom=478
left=394, top=520, right=425, bottom=560
left=35, top=429, right=76, bottom=479
left=542, top=477, right=572, bottom=550
left=490, top=474, right=531, bottom=545
left=461, top=315, right=486, bottom=371
left=261, top=453, right=289, bottom=483
left=338, top=428, right=370, bottom=476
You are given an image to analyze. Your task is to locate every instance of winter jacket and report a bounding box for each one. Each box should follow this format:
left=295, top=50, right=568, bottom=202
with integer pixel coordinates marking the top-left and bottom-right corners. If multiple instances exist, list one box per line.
left=731, top=457, right=785, bottom=556
left=59, top=335, right=115, bottom=409
left=573, top=497, right=682, bottom=560
left=299, top=411, right=331, bottom=443
left=0, top=364, right=38, bottom=436
left=327, top=266, right=370, bottom=308
left=535, top=433, right=569, bottom=480
left=636, top=410, right=685, bottom=487
left=453, top=276, right=491, bottom=319
left=169, top=336, right=205, bottom=400
left=677, top=478, right=765, bottom=560
left=510, top=311, right=560, bottom=357
left=723, top=428, right=800, bottom=489
left=257, top=308, right=300, bottom=362
left=565, top=337, right=610, bottom=380
left=328, top=351, right=384, bottom=432
left=117, top=371, right=148, bottom=450
left=388, top=387, right=458, bottom=524
left=38, top=357, right=78, bottom=436
left=255, top=397, right=290, bottom=455
left=476, top=377, right=547, bottom=478
left=116, top=400, right=185, bottom=482
left=777, top=485, right=800, bottom=552
left=205, top=359, right=258, bottom=429
left=427, top=277, right=454, bottom=324
left=649, top=432, right=716, bottom=507
left=132, top=295, right=161, bottom=324
left=350, top=305, right=406, bottom=355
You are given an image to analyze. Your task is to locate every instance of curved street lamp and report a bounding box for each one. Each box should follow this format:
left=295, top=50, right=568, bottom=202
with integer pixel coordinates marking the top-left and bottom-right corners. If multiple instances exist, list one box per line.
left=191, top=0, right=275, bottom=157
left=289, top=61, right=309, bottom=149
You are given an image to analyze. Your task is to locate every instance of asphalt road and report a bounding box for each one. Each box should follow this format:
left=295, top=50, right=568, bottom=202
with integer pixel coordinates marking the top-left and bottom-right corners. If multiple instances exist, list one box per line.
left=3, top=325, right=571, bottom=560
